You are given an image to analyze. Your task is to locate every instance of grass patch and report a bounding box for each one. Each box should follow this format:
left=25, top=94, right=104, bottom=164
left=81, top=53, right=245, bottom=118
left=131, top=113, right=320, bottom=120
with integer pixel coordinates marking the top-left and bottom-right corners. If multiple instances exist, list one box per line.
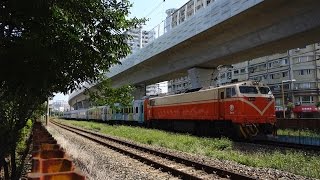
left=16, top=119, right=33, bottom=167
left=16, top=120, right=32, bottom=154
left=277, top=129, right=320, bottom=138
left=58, top=119, right=320, bottom=178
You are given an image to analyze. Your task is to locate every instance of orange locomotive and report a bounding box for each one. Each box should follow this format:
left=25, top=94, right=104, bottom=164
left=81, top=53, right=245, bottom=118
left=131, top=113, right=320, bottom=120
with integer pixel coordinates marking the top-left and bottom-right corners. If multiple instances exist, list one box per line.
left=144, top=81, right=276, bottom=139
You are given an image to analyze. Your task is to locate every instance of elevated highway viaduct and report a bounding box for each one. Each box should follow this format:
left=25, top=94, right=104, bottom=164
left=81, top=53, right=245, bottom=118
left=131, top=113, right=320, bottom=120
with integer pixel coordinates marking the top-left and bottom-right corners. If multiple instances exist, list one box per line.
left=69, top=0, right=320, bottom=108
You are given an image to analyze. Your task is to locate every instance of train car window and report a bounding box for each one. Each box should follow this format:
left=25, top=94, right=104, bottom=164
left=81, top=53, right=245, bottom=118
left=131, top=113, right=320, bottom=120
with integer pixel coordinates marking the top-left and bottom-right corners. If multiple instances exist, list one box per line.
left=226, top=87, right=236, bottom=98
left=231, top=87, right=236, bottom=96
left=226, top=88, right=230, bottom=98
left=239, top=86, right=258, bottom=94
left=259, top=87, right=271, bottom=94
left=220, top=92, right=224, bottom=99
left=136, top=107, right=139, bottom=113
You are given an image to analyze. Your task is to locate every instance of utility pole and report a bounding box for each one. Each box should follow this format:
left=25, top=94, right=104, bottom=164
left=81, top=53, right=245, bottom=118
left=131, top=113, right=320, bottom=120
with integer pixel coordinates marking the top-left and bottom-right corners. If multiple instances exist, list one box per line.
left=46, top=97, right=49, bottom=126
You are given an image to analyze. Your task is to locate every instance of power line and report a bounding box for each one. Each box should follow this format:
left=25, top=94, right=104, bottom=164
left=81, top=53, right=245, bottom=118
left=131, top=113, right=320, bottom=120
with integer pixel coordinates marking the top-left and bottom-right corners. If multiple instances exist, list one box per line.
left=144, top=0, right=165, bottom=19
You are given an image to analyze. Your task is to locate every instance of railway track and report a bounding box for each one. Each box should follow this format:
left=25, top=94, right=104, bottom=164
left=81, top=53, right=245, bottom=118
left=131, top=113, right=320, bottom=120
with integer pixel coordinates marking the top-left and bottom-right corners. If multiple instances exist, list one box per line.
left=50, top=120, right=255, bottom=180
left=251, top=139, right=320, bottom=152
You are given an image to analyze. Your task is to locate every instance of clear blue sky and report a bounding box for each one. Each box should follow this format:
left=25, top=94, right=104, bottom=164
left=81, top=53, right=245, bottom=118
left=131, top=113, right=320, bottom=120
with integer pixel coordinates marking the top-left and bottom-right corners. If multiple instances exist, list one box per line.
left=129, top=0, right=188, bottom=30
left=53, top=0, right=188, bottom=102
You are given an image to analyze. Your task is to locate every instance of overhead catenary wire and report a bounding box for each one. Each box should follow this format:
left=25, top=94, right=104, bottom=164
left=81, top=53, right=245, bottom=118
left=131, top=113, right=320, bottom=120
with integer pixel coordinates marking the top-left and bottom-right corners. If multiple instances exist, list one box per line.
left=143, top=0, right=166, bottom=19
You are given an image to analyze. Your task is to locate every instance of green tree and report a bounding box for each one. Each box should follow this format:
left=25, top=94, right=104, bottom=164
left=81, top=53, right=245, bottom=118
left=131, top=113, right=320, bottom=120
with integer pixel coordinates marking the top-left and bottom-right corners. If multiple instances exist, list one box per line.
left=0, top=0, right=144, bottom=178
left=30, top=103, right=47, bottom=122
left=85, top=78, right=134, bottom=110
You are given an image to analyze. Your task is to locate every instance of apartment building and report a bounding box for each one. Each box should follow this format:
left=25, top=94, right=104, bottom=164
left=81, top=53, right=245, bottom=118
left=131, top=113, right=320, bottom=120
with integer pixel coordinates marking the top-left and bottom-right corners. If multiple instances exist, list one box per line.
left=125, top=27, right=155, bottom=53
left=168, top=76, right=191, bottom=94
left=146, top=84, right=162, bottom=96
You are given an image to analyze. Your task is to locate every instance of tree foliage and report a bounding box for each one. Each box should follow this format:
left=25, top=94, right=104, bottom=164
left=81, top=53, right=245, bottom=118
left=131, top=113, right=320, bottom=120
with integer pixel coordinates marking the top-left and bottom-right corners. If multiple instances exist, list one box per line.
left=0, top=0, right=144, bottom=178
left=1, top=0, right=144, bottom=94
left=85, top=78, right=134, bottom=109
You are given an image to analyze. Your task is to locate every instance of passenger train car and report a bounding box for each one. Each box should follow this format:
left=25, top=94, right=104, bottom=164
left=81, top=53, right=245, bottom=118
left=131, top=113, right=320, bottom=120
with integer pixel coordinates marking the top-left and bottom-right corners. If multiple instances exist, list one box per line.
left=64, top=81, right=276, bottom=139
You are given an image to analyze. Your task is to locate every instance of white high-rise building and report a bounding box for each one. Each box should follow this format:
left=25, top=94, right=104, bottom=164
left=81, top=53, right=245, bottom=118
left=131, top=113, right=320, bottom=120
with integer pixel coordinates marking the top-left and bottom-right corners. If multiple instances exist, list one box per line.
left=165, top=8, right=176, bottom=33
left=146, top=84, right=161, bottom=96
left=125, top=27, right=155, bottom=53
left=52, top=100, right=70, bottom=112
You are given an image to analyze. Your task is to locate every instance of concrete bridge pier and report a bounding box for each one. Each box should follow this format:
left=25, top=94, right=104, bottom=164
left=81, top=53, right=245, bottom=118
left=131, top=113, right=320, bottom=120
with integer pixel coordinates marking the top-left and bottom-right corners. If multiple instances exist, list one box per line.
left=133, top=84, right=146, bottom=100
left=188, top=67, right=215, bottom=90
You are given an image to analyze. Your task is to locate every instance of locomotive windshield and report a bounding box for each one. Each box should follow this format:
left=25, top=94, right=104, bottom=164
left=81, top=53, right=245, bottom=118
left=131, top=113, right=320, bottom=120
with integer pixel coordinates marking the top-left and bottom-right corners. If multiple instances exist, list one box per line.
left=239, top=86, right=258, bottom=94
left=259, top=87, right=272, bottom=94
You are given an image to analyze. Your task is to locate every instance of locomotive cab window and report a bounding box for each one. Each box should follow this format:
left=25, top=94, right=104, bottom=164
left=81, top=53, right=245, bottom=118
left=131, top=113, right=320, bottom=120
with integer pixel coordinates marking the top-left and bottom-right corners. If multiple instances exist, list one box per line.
left=259, top=87, right=271, bottom=94
left=239, top=86, right=258, bottom=94
left=226, top=87, right=236, bottom=98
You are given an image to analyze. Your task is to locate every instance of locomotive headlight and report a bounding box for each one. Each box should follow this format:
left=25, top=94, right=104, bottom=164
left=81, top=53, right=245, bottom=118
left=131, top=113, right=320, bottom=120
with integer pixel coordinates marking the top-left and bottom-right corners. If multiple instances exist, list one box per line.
left=267, top=96, right=272, bottom=101
left=248, top=97, right=255, bottom=101
left=252, top=81, right=259, bottom=85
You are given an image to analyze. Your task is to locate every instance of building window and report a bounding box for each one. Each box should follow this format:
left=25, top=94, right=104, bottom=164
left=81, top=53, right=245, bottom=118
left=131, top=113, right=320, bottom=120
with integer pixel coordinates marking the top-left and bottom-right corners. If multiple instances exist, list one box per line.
left=283, top=58, right=288, bottom=64
left=293, top=56, right=314, bottom=64
left=275, top=98, right=282, bottom=106
left=270, top=85, right=280, bottom=91
left=270, top=73, right=281, bottom=79
left=270, top=74, right=274, bottom=79
left=227, top=72, right=232, bottom=79
left=276, top=98, right=282, bottom=107
left=301, top=83, right=311, bottom=89
left=298, top=69, right=311, bottom=75
left=297, top=96, right=314, bottom=104
left=282, top=84, right=289, bottom=90
left=248, top=67, right=255, bottom=73
left=258, top=64, right=267, bottom=71
left=263, top=74, right=268, bottom=80
left=295, top=82, right=314, bottom=89
left=282, top=71, right=288, bottom=77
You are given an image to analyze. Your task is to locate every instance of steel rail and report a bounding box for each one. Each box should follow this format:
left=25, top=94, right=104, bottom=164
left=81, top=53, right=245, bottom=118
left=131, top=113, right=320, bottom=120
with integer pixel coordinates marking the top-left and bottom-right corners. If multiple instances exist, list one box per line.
left=251, top=139, right=320, bottom=152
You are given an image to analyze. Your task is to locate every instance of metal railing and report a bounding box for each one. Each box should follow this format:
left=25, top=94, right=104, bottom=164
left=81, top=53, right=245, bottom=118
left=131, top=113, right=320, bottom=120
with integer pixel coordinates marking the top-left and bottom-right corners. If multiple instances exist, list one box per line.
left=145, top=0, right=216, bottom=43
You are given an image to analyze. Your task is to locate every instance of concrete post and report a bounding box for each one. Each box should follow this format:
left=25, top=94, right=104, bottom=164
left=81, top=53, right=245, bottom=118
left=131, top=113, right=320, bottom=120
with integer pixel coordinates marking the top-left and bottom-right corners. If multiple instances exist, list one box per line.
left=188, top=67, right=215, bottom=89
left=46, top=97, right=49, bottom=126
left=133, top=84, right=146, bottom=100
